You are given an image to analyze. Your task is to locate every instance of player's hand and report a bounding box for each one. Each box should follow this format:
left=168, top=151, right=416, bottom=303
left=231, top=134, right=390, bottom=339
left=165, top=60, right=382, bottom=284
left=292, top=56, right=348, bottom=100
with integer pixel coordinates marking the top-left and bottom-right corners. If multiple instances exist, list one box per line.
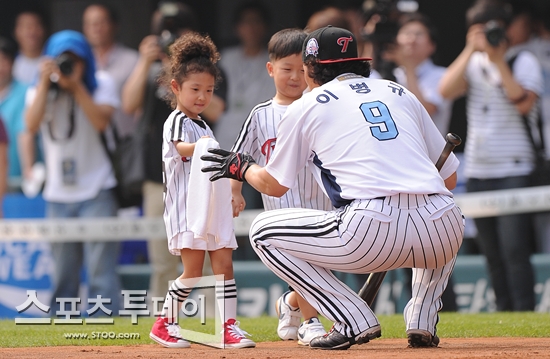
left=201, top=148, right=256, bottom=182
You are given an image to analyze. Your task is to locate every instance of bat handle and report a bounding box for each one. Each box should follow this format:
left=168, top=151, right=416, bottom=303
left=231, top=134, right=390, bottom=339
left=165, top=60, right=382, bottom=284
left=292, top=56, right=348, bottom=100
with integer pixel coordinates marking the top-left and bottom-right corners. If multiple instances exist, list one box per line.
left=435, top=133, right=462, bottom=171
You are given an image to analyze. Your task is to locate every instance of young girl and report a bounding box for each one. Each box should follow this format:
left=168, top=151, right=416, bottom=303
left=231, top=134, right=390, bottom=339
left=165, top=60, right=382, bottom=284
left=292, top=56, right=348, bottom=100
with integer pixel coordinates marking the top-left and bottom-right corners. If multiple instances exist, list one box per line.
left=149, top=32, right=255, bottom=349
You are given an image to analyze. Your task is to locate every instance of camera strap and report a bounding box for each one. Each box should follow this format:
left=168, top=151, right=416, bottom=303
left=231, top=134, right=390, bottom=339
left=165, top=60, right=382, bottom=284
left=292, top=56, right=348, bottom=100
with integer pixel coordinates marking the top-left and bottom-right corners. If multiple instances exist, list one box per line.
left=48, top=96, right=76, bottom=142
left=508, top=52, right=546, bottom=157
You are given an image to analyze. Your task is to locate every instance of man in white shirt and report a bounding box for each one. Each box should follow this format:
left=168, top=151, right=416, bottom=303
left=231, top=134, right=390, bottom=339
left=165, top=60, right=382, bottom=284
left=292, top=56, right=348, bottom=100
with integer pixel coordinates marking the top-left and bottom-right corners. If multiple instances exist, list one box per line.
left=439, top=0, right=543, bottom=311
left=83, top=3, right=139, bottom=139
left=13, top=10, right=46, bottom=86
left=391, top=12, right=453, bottom=135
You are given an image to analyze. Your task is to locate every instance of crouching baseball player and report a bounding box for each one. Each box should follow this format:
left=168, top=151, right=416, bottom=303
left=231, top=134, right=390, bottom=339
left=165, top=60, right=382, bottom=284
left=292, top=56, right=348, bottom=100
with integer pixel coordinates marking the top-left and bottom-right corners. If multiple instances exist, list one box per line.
left=202, top=26, right=465, bottom=350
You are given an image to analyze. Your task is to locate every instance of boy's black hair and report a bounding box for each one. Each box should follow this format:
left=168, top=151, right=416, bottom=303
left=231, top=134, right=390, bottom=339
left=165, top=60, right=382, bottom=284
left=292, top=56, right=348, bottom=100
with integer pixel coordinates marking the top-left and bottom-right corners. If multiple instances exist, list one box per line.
left=466, top=0, right=513, bottom=28
left=0, top=37, right=17, bottom=62
left=304, top=60, right=371, bottom=86
left=268, top=28, right=307, bottom=61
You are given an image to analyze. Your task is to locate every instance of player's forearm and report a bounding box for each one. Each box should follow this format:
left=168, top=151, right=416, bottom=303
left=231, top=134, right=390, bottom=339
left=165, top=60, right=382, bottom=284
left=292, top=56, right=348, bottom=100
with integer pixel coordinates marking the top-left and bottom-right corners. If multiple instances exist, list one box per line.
left=444, top=172, right=457, bottom=190
left=244, top=165, right=288, bottom=197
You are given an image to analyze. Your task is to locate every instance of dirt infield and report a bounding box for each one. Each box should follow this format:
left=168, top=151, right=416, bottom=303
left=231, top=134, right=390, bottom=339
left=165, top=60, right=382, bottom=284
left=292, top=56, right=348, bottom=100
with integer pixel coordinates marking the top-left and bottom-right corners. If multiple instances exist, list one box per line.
left=2, top=338, right=550, bottom=359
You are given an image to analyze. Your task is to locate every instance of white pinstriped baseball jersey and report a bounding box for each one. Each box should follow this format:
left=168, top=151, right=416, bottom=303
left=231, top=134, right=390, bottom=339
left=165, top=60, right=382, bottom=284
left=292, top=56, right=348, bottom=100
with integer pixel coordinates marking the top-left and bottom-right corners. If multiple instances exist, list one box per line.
left=162, top=110, right=215, bottom=244
left=250, top=74, right=464, bottom=341
left=232, top=99, right=333, bottom=211
left=265, top=74, right=459, bottom=206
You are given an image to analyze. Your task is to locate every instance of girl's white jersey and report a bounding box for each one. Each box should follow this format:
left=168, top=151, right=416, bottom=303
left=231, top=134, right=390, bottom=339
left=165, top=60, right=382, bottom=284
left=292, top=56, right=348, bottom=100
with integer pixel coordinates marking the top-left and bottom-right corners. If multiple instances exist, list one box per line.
left=232, top=99, right=333, bottom=211
left=162, top=110, right=215, bottom=241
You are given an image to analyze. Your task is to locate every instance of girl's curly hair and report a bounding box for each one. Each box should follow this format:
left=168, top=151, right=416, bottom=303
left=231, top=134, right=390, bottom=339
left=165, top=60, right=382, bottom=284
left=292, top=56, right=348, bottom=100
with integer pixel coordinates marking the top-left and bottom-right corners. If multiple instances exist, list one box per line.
left=159, top=31, right=222, bottom=108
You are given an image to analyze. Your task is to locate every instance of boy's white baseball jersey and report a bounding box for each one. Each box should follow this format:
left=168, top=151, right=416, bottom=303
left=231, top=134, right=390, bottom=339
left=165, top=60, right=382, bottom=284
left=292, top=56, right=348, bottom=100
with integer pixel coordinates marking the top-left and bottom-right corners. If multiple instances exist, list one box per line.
left=250, top=75, right=464, bottom=338
left=162, top=110, right=236, bottom=254
left=232, top=99, right=333, bottom=211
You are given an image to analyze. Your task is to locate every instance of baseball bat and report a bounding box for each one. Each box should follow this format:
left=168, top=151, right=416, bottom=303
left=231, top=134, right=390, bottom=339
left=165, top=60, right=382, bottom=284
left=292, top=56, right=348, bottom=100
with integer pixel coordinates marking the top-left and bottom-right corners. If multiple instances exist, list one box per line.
left=358, top=132, right=462, bottom=307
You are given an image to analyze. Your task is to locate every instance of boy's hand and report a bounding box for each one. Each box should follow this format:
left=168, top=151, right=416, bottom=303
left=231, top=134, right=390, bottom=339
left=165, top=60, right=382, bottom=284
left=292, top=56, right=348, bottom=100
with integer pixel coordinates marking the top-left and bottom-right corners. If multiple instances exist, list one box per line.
left=201, top=148, right=256, bottom=182
left=231, top=193, right=246, bottom=217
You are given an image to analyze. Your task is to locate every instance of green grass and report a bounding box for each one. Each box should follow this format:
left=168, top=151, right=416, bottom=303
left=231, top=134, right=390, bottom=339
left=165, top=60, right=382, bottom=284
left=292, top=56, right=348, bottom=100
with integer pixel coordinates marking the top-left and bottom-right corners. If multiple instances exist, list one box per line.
left=0, top=313, right=549, bottom=348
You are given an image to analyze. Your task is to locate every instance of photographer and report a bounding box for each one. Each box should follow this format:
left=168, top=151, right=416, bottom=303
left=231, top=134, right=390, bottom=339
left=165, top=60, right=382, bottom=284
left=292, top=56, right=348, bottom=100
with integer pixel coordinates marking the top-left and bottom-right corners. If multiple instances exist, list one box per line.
left=25, top=30, right=121, bottom=314
left=439, top=0, right=543, bottom=311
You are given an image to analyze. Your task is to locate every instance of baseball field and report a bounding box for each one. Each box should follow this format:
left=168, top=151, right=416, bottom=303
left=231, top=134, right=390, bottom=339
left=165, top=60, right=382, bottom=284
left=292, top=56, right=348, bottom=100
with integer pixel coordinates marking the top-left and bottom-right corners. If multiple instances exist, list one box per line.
left=1, top=312, right=550, bottom=358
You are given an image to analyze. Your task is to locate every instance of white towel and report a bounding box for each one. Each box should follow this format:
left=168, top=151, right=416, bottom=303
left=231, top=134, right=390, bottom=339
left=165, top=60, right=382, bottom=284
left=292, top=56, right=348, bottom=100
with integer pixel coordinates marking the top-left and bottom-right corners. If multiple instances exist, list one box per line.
left=186, top=138, right=234, bottom=245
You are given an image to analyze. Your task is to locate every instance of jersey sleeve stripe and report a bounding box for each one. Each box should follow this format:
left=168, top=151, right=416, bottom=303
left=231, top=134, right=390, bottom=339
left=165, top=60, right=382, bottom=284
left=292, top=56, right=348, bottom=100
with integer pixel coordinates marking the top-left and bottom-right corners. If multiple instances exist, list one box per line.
left=232, top=99, right=273, bottom=152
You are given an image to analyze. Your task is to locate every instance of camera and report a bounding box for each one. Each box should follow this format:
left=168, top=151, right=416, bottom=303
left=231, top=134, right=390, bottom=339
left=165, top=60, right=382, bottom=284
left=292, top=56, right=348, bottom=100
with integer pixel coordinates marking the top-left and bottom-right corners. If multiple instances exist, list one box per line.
left=56, top=53, right=74, bottom=76
left=155, top=1, right=186, bottom=55
left=49, top=53, right=75, bottom=86
left=484, top=20, right=506, bottom=47
left=158, top=30, right=177, bottom=55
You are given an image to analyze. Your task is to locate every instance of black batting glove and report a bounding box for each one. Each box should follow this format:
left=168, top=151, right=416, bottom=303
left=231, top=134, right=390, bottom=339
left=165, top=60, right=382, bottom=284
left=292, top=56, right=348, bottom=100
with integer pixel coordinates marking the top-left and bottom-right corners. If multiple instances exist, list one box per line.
left=201, top=148, right=256, bottom=182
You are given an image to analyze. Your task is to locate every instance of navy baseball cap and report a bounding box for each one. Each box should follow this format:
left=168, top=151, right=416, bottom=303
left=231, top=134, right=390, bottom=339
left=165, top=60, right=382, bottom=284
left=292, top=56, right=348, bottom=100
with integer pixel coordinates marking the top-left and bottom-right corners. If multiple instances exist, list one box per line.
left=303, top=25, right=372, bottom=64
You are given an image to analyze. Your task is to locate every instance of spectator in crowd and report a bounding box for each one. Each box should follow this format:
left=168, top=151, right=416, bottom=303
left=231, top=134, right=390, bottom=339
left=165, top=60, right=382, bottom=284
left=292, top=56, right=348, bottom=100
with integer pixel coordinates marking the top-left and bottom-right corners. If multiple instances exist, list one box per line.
left=391, top=12, right=453, bottom=136
left=305, top=6, right=351, bottom=33
left=122, top=1, right=226, bottom=301
left=83, top=3, right=139, bottom=138
left=0, top=118, right=7, bottom=217
left=504, top=0, right=550, bottom=255
left=0, top=37, right=31, bottom=190
left=214, top=1, right=275, bottom=210
left=439, top=0, right=542, bottom=311
left=526, top=3, right=550, bottom=254
left=25, top=30, right=121, bottom=314
left=12, top=10, right=46, bottom=86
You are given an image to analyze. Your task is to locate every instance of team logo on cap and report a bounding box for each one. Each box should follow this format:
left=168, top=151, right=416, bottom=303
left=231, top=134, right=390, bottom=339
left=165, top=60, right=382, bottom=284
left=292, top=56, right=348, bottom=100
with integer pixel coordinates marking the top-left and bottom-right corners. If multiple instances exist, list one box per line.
left=337, top=36, right=353, bottom=53
left=305, top=38, right=319, bottom=57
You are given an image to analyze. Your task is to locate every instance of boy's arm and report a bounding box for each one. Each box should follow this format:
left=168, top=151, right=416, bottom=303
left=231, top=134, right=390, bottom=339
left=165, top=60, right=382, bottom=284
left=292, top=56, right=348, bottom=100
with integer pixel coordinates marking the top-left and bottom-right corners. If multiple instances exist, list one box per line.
left=231, top=180, right=245, bottom=217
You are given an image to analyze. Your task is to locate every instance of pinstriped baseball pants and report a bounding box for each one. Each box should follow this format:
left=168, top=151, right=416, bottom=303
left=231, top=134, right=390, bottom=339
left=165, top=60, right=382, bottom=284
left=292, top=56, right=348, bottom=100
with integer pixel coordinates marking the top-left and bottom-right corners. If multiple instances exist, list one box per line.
left=250, top=193, right=464, bottom=338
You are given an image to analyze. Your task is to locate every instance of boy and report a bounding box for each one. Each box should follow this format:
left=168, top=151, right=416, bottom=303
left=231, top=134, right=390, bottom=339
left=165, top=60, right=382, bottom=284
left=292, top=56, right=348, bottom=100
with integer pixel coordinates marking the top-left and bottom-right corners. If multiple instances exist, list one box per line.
left=230, top=28, right=331, bottom=346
